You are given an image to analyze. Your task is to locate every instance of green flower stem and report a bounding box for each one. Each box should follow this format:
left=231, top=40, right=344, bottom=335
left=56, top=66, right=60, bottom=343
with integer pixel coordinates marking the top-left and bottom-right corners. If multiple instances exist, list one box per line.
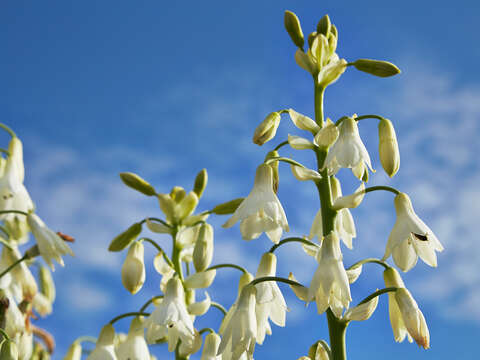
left=0, top=210, right=28, bottom=217
left=0, top=237, right=14, bottom=251
left=0, top=225, right=10, bottom=239
left=75, top=336, right=97, bottom=345
left=175, top=342, right=188, bottom=360
left=0, top=328, right=10, bottom=341
left=364, top=185, right=400, bottom=196
left=0, top=254, right=27, bottom=279
left=171, top=228, right=184, bottom=281
left=314, top=83, right=346, bottom=360
left=278, top=109, right=290, bottom=114
left=109, top=311, right=150, bottom=325
left=139, top=295, right=164, bottom=313
left=210, top=301, right=228, bottom=316
left=199, top=327, right=215, bottom=335
left=142, top=217, right=171, bottom=228
left=357, top=287, right=398, bottom=306
left=206, top=263, right=248, bottom=274
left=249, top=276, right=306, bottom=288
left=139, top=237, right=175, bottom=269
left=347, top=258, right=390, bottom=271
left=264, top=156, right=305, bottom=168
left=0, top=123, right=16, bottom=138
left=274, top=140, right=289, bottom=151
left=0, top=148, right=9, bottom=156
left=269, top=237, right=319, bottom=253
left=335, top=114, right=386, bottom=126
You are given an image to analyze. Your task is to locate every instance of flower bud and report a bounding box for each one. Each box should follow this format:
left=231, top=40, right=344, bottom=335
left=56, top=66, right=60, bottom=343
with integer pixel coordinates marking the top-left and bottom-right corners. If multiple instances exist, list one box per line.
left=211, top=198, right=244, bottom=215
left=98, top=324, right=116, bottom=346
left=265, top=150, right=279, bottom=193
left=175, top=192, right=199, bottom=221
left=157, top=194, right=175, bottom=223
left=121, top=241, right=145, bottom=294
left=343, top=295, right=379, bottom=321
left=308, top=341, right=329, bottom=360
left=184, top=269, right=216, bottom=289
left=179, top=330, right=202, bottom=357
left=288, top=109, right=320, bottom=133
left=314, top=118, right=339, bottom=148
left=33, top=292, right=53, bottom=316
left=291, top=165, right=322, bottom=181
left=378, top=118, right=400, bottom=177
left=0, top=339, right=18, bottom=360
left=108, top=222, right=142, bottom=252
left=353, top=59, right=401, bottom=77
left=346, top=265, right=362, bottom=284
left=200, top=332, right=221, bottom=360
left=39, top=266, right=55, bottom=303
left=193, top=169, right=208, bottom=198
left=295, top=48, right=317, bottom=75
left=170, top=186, right=186, bottom=203
left=63, top=341, right=81, bottom=360
left=193, top=223, right=214, bottom=272
left=316, top=14, right=331, bottom=37
left=288, top=272, right=309, bottom=302
left=318, top=58, right=347, bottom=87
left=284, top=11, right=304, bottom=48
left=238, top=272, right=254, bottom=292
left=145, top=219, right=170, bottom=234
left=119, top=172, right=156, bottom=196
left=252, top=112, right=281, bottom=146
left=288, top=135, right=315, bottom=150
left=332, top=183, right=365, bottom=210
left=187, top=291, right=211, bottom=316
left=383, top=267, right=405, bottom=288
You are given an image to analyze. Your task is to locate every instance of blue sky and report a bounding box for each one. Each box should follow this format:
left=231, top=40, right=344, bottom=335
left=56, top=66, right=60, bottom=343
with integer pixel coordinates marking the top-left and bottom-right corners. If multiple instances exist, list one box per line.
left=1, top=0, right=479, bottom=359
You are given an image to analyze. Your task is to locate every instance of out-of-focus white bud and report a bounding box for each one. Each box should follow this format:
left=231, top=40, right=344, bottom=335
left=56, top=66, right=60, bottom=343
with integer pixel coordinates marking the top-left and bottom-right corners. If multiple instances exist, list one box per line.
left=253, top=112, right=281, bottom=146
left=39, top=265, right=56, bottom=303
left=193, top=223, right=214, bottom=272
left=378, top=118, right=400, bottom=177
left=63, top=341, right=82, bottom=360
left=184, top=270, right=216, bottom=289
left=121, top=241, right=146, bottom=294
left=0, top=339, right=18, bottom=360
left=200, top=332, right=221, bottom=360
left=32, top=292, right=53, bottom=317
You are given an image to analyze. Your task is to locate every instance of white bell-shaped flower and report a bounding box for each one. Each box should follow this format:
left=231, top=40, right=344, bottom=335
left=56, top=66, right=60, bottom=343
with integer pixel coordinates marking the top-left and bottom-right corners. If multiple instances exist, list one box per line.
left=324, top=117, right=373, bottom=179
left=117, top=317, right=150, bottom=360
left=201, top=332, right=222, bottom=360
left=121, top=241, right=146, bottom=294
left=308, top=233, right=351, bottom=317
left=218, top=285, right=257, bottom=360
left=254, top=253, right=287, bottom=344
left=26, top=213, right=74, bottom=270
left=144, top=277, right=195, bottom=350
left=223, top=164, right=288, bottom=244
left=87, top=324, right=118, bottom=360
left=383, top=193, right=444, bottom=272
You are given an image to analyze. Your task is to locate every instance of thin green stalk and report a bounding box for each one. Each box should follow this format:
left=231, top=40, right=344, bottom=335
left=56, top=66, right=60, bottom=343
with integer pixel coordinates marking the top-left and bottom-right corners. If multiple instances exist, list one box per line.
left=141, top=217, right=171, bottom=228
left=140, top=237, right=174, bottom=269
left=347, top=258, right=390, bottom=271
left=364, top=185, right=400, bottom=195
left=264, top=156, right=305, bottom=168
left=0, top=123, right=16, bottom=138
left=274, top=140, right=289, bottom=151
left=109, top=311, right=150, bottom=324
left=0, top=254, right=27, bottom=279
left=139, top=295, right=164, bottom=313
left=0, top=148, right=9, bottom=156
left=0, top=225, right=10, bottom=239
left=199, top=328, right=215, bottom=335
left=249, top=276, right=305, bottom=288
left=206, top=263, right=247, bottom=274
left=171, top=228, right=184, bottom=281
left=269, top=237, right=319, bottom=253
left=0, top=210, right=28, bottom=217
left=314, top=84, right=325, bottom=127
left=0, top=328, right=10, bottom=341
left=357, top=287, right=398, bottom=306
left=0, top=237, right=14, bottom=251
left=326, top=309, right=347, bottom=360
left=210, top=301, right=228, bottom=316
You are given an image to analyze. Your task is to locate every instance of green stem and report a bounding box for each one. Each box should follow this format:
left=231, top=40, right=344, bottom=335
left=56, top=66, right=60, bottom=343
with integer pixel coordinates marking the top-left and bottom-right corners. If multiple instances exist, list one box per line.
left=0, top=254, right=27, bottom=279
left=199, top=328, right=215, bottom=335
left=141, top=217, right=171, bottom=228
left=0, top=123, right=16, bottom=138
left=249, top=276, right=305, bottom=288
left=326, top=309, right=347, bottom=360
left=171, top=228, right=184, bottom=281
left=269, top=237, right=319, bottom=253
left=0, top=148, right=9, bottom=156
left=0, top=210, right=29, bottom=217
left=0, top=328, right=10, bottom=341
left=206, top=263, right=247, bottom=274
left=347, top=258, right=390, bottom=271
left=0, top=237, right=14, bottom=251
left=264, top=156, right=305, bottom=168
left=357, top=287, right=398, bottom=305
left=314, top=84, right=325, bottom=127
left=139, top=295, right=164, bottom=313
left=210, top=301, right=228, bottom=316
left=139, top=237, right=175, bottom=269
left=335, top=114, right=386, bottom=126
left=274, top=140, right=289, bottom=151
left=364, top=185, right=400, bottom=196
left=109, top=311, right=150, bottom=324
left=0, top=225, right=10, bottom=239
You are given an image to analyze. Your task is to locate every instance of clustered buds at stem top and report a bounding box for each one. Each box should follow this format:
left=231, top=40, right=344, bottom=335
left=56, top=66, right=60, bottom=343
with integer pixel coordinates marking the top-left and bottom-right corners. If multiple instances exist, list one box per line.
left=121, top=241, right=146, bottom=294
left=383, top=192, right=443, bottom=272
left=252, top=112, right=281, bottom=146
left=378, top=118, right=400, bottom=177
left=383, top=267, right=430, bottom=348
left=26, top=213, right=74, bottom=271
left=223, top=164, right=289, bottom=244
left=308, top=232, right=351, bottom=317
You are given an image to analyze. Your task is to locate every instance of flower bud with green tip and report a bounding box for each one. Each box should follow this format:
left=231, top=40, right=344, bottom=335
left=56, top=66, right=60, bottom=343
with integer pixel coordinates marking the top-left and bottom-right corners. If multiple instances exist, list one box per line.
left=193, top=169, right=208, bottom=198
left=353, top=59, right=401, bottom=77
left=39, top=265, right=55, bottom=303
left=378, top=118, right=400, bottom=177
left=170, top=186, right=186, bottom=203
left=0, top=339, right=18, bottom=360
left=316, top=14, right=331, bottom=37
left=121, top=241, right=146, bottom=294
left=119, top=172, right=156, bottom=196
left=193, top=223, right=214, bottom=272
left=252, top=112, right=281, bottom=146
left=108, top=222, right=142, bottom=252
left=308, top=341, right=329, bottom=360
left=211, top=198, right=244, bottom=215
left=284, top=11, right=304, bottom=48
left=175, top=191, right=199, bottom=221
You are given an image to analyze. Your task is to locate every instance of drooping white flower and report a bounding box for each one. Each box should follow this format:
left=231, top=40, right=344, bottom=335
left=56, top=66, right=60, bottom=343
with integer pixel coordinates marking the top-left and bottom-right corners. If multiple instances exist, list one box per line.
left=87, top=324, right=118, bottom=360
left=2, top=246, right=38, bottom=299
left=383, top=193, right=444, bottom=272
left=14, top=330, right=33, bottom=360
left=308, top=233, right=351, bottom=317
left=117, top=317, right=150, bottom=360
left=383, top=267, right=430, bottom=348
left=64, top=341, right=82, bottom=360
left=26, top=213, right=74, bottom=270
left=254, top=253, right=288, bottom=344
left=218, top=285, right=257, bottom=360
left=223, top=164, right=289, bottom=244
left=201, top=332, right=222, bottom=360
left=144, top=277, right=195, bottom=350
left=309, top=177, right=357, bottom=249
left=323, top=117, right=373, bottom=180
left=121, top=241, right=146, bottom=294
